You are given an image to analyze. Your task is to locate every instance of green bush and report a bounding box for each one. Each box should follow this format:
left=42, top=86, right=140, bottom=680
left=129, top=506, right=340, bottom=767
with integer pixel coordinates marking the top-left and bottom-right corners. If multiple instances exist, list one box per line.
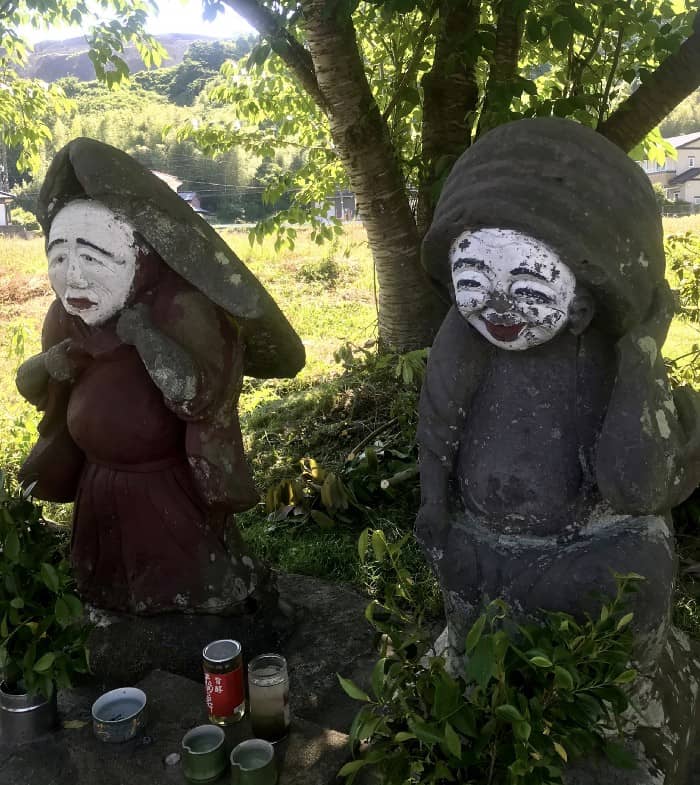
left=339, top=531, right=641, bottom=785
left=0, top=475, right=89, bottom=698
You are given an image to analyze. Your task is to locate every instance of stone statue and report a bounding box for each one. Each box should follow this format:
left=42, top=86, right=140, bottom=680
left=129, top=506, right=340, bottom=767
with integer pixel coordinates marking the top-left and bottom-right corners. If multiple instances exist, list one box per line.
left=416, top=118, right=700, bottom=783
left=16, top=138, right=305, bottom=617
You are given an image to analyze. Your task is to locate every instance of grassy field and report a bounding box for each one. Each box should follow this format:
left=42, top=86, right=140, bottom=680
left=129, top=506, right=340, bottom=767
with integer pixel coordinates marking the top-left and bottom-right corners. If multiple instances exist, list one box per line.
left=1, top=219, right=700, bottom=600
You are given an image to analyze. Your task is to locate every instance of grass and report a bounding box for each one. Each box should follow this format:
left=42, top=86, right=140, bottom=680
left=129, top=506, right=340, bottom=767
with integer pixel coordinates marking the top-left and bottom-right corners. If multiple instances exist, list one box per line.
left=2, top=222, right=700, bottom=628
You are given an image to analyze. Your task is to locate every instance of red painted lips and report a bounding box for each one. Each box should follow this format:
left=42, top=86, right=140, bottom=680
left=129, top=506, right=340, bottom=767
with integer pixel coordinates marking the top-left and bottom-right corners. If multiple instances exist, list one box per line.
left=67, top=297, right=96, bottom=310
left=484, top=320, right=526, bottom=342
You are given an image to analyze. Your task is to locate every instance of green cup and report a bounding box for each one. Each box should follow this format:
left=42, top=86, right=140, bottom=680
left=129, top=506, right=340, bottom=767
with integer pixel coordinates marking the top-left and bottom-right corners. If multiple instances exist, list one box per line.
left=230, top=739, right=277, bottom=785
left=181, top=724, right=228, bottom=783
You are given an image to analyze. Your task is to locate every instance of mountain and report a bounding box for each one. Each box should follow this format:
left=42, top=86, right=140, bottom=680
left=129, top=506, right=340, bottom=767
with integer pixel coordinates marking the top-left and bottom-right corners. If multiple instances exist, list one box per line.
left=21, top=33, right=223, bottom=82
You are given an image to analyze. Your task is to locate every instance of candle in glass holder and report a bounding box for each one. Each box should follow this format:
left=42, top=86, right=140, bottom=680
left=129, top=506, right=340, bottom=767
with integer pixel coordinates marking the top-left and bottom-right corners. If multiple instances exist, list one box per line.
left=248, top=653, right=290, bottom=741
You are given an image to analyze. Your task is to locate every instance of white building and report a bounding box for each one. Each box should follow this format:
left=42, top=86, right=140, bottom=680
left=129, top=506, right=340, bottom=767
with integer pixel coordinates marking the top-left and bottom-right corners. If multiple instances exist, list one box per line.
left=639, top=131, right=700, bottom=205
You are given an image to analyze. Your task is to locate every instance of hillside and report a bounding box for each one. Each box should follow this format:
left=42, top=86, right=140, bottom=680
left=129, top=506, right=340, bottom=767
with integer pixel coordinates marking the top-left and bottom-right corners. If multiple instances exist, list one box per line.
left=21, top=33, right=229, bottom=82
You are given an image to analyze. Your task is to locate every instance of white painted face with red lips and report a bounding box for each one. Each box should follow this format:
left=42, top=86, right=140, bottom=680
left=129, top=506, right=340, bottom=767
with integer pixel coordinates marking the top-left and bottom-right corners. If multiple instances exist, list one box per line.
left=47, top=201, right=138, bottom=327
left=450, top=228, right=576, bottom=351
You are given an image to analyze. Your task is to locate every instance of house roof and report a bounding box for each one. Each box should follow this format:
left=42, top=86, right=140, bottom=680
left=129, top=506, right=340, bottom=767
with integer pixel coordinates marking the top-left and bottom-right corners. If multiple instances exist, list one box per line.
left=669, top=167, right=700, bottom=185
left=0, top=190, right=14, bottom=202
left=666, top=132, right=700, bottom=149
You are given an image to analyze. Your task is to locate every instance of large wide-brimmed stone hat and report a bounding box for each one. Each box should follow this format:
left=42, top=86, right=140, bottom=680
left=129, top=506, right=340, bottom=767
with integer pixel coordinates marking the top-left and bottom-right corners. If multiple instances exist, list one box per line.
left=422, top=117, right=666, bottom=337
left=38, top=137, right=305, bottom=379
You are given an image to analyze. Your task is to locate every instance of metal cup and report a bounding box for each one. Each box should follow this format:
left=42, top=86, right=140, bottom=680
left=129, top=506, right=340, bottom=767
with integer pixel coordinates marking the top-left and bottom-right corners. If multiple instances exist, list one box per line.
left=181, top=724, right=228, bottom=783
left=230, top=739, right=277, bottom=785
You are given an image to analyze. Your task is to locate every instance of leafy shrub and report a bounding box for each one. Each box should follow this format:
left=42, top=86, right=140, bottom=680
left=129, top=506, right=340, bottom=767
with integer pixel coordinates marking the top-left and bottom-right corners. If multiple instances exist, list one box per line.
left=10, top=206, right=39, bottom=231
left=339, top=531, right=641, bottom=785
left=0, top=475, right=89, bottom=698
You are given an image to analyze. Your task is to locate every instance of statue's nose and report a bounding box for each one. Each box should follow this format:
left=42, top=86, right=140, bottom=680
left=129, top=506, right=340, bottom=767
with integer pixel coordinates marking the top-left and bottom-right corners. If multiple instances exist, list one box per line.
left=486, top=292, right=510, bottom=313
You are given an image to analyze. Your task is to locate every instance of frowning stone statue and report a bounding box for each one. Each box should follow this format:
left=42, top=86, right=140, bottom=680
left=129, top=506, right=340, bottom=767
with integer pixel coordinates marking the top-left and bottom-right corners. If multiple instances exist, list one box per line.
left=416, top=118, right=700, bottom=784
left=16, top=138, right=305, bottom=618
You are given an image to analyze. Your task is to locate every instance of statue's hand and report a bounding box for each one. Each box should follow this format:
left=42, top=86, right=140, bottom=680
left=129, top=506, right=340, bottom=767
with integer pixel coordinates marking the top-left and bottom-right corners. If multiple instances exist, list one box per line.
left=44, top=339, right=87, bottom=382
left=116, top=303, right=151, bottom=346
left=618, top=282, right=675, bottom=369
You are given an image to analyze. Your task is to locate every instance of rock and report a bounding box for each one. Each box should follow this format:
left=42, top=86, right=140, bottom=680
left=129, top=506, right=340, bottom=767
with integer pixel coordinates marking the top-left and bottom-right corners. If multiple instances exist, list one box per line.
left=86, top=571, right=377, bottom=736
left=87, top=598, right=296, bottom=685
left=0, top=670, right=350, bottom=785
left=277, top=573, right=377, bottom=732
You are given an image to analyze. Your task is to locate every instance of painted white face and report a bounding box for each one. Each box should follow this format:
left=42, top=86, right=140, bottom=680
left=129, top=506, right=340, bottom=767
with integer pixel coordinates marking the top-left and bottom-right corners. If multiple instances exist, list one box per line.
left=450, top=228, right=576, bottom=351
left=47, top=201, right=138, bottom=326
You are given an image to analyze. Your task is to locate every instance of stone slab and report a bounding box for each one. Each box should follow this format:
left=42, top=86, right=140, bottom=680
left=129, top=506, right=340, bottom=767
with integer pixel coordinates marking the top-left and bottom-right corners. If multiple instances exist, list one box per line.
left=0, top=670, right=349, bottom=785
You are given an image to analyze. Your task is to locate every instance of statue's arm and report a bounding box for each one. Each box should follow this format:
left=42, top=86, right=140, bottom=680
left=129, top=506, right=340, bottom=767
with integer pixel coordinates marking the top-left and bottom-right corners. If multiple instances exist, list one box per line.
left=117, top=292, right=233, bottom=419
left=416, top=309, right=487, bottom=552
left=596, top=283, right=698, bottom=512
left=17, top=301, right=85, bottom=501
left=15, top=301, right=84, bottom=407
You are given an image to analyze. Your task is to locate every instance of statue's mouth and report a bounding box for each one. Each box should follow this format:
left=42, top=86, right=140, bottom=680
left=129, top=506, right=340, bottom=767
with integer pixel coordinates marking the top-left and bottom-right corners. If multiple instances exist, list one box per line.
left=483, top=320, right=526, bottom=342
left=66, top=297, right=96, bottom=310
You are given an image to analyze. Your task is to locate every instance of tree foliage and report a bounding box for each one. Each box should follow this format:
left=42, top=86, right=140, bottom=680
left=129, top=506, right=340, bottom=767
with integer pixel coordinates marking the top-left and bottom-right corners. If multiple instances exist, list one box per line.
left=178, top=0, right=700, bottom=349
left=0, top=0, right=167, bottom=172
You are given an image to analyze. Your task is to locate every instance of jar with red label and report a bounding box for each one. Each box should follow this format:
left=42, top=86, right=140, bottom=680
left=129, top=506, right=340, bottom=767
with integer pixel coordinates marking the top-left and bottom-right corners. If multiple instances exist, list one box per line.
left=202, top=639, right=245, bottom=725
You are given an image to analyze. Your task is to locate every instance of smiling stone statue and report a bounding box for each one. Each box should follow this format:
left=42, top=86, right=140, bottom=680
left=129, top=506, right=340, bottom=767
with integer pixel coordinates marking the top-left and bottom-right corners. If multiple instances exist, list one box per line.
left=417, top=118, right=700, bottom=783
left=16, top=139, right=305, bottom=619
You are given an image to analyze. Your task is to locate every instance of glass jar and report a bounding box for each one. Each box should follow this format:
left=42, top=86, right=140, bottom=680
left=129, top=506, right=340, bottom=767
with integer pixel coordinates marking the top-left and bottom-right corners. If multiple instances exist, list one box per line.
left=202, top=639, right=245, bottom=725
left=247, top=653, right=290, bottom=741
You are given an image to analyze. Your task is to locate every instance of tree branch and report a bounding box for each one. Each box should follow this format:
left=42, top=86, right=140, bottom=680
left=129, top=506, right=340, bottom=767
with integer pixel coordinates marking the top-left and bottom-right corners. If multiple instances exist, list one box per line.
left=381, top=14, right=434, bottom=123
left=219, top=0, right=326, bottom=109
left=598, top=14, right=700, bottom=151
left=597, top=23, right=625, bottom=127
left=418, top=0, right=481, bottom=234
left=478, top=0, right=527, bottom=135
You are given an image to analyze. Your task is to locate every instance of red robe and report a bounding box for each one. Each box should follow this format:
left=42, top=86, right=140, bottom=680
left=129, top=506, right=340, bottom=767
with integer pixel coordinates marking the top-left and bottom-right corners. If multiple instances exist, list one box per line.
left=20, top=265, right=261, bottom=615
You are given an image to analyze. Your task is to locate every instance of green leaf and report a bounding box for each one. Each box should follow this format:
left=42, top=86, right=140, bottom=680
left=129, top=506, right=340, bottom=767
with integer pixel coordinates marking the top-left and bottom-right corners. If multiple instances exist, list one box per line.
left=337, top=674, right=370, bottom=702
left=554, top=665, right=574, bottom=690
left=371, top=529, right=387, bottom=562
left=55, top=597, right=71, bottom=628
left=63, top=594, right=83, bottom=619
left=550, top=19, right=573, bottom=52
left=553, top=741, right=568, bottom=762
left=613, top=669, right=637, bottom=685
left=444, top=721, right=461, bottom=758
left=370, top=658, right=386, bottom=699
left=529, top=655, right=553, bottom=668
left=514, top=720, right=531, bottom=741
left=10, top=597, right=24, bottom=609
left=310, top=509, right=336, bottom=529
left=466, top=636, right=495, bottom=689
left=40, top=563, right=60, bottom=594
left=357, top=528, right=370, bottom=563
left=407, top=717, right=444, bottom=745
left=394, top=731, right=416, bottom=743
left=338, top=759, right=368, bottom=776
left=495, top=704, right=524, bottom=723
left=33, top=652, right=56, bottom=673
left=616, top=612, right=634, bottom=630
left=465, top=614, right=486, bottom=654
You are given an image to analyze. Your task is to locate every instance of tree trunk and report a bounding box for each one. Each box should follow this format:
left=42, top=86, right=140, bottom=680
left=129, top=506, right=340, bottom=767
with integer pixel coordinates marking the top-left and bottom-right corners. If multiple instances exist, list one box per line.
left=300, top=0, right=446, bottom=350
left=477, top=0, right=526, bottom=136
left=598, top=16, right=700, bottom=152
left=418, top=0, right=481, bottom=236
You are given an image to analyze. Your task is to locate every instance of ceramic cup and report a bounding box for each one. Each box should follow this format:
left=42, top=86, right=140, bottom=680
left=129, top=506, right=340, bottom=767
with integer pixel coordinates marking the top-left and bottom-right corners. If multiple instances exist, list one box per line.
left=230, top=739, right=277, bottom=785
left=91, top=687, right=147, bottom=743
left=181, top=724, right=228, bottom=783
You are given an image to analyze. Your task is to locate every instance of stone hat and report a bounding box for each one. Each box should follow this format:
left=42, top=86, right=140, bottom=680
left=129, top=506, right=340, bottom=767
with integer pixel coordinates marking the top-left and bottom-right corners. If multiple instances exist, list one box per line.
left=422, top=117, right=666, bottom=337
left=37, top=137, right=305, bottom=379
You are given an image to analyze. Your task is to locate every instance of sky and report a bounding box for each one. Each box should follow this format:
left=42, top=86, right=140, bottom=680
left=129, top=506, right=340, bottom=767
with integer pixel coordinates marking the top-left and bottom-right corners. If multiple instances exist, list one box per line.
left=24, top=0, right=254, bottom=44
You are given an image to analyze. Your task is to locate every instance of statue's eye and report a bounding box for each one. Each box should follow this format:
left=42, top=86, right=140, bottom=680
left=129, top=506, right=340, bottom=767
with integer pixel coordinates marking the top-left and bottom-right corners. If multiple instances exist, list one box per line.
left=457, top=279, right=483, bottom=290
left=50, top=254, right=66, bottom=266
left=512, top=286, right=553, bottom=304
